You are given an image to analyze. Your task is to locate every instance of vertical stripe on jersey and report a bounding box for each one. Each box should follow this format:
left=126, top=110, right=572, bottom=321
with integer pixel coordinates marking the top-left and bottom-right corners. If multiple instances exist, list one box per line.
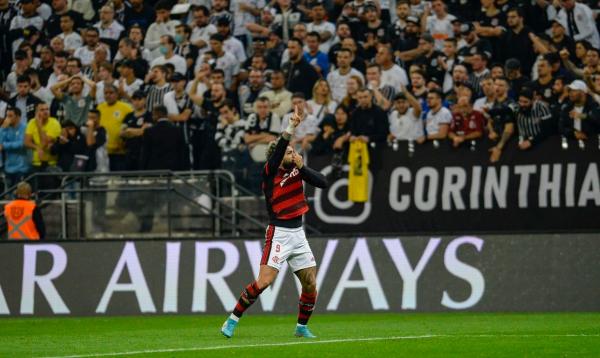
left=260, top=225, right=275, bottom=265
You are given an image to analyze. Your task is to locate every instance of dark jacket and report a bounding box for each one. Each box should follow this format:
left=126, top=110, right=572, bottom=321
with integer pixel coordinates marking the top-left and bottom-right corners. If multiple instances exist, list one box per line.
left=559, top=96, right=600, bottom=138
left=282, top=58, right=319, bottom=99
left=140, top=119, right=186, bottom=170
left=8, top=94, right=42, bottom=123
left=349, top=104, right=389, bottom=143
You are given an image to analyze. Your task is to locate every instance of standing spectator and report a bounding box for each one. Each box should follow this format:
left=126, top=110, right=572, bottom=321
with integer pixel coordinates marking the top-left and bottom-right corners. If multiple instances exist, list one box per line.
left=151, top=35, right=187, bottom=75
left=140, top=105, right=185, bottom=171
left=0, top=0, right=18, bottom=79
left=4, top=51, right=31, bottom=96
left=448, top=86, right=485, bottom=147
left=174, top=24, right=199, bottom=79
left=422, top=0, right=456, bottom=50
left=50, top=118, right=106, bottom=172
left=488, top=77, right=517, bottom=163
left=8, top=75, right=42, bottom=125
left=45, top=0, right=83, bottom=38
left=94, top=63, right=119, bottom=104
left=145, top=1, right=180, bottom=60
left=117, top=60, right=144, bottom=102
left=328, top=48, right=365, bottom=103
left=50, top=74, right=96, bottom=127
left=375, top=46, right=409, bottom=90
left=555, top=0, right=600, bottom=49
left=262, top=70, right=293, bottom=119
left=0, top=107, right=30, bottom=189
left=424, top=89, right=452, bottom=141
left=164, top=73, right=194, bottom=169
left=74, top=28, right=111, bottom=68
left=366, top=64, right=395, bottom=111
left=388, top=91, right=425, bottom=142
left=307, top=2, right=335, bottom=53
left=473, top=75, right=495, bottom=113
left=121, top=91, right=152, bottom=170
left=349, top=88, right=389, bottom=145
left=280, top=93, right=320, bottom=153
left=502, top=7, right=535, bottom=76
left=209, top=34, right=240, bottom=91
left=307, top=79, right=337, bottom=122
left=57, top=14, right=82, bottom=55
left=505, top=58, right=530, bottom=98
left=312, top=105, right=351, bottom=156
left=231, top=0, right=264, bottom=47
left=529, top=56, right=554, bottom=103
left=9, top=0, right=44, bottom=54
left=238, top=69, right=268, bottom=118
left=304, top=32, right=330, bottom=77
left=190, top=5, right=217, bottom=56
left=145, top=65, right=172, bottom=112
left=115, top=38, right=150, bottom=80
left=215, top=100, right=250, bottom=186
left=282, top=37, right=320, bottom=100
left=468, top=52, right=490, bottom=98
left=559, top=80, right=600, bottom=141
left=124, top=0, right=156, bottom=31
left=244, top=96, right=281, bottom=162
left=4, top=182, right=45, bottom=240
left=515, top=88, right=553, bottom=150
left=97, top=85, right=133, bottom=171
left=216, top=17, right=247, bottom=64
left=95, top=5, right=125, bottom=56
left=24, top=102, right=61, bottom=172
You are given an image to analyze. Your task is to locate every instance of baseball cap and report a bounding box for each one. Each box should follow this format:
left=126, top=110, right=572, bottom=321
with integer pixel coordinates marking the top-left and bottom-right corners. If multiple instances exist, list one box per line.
left=568, top=80, right=588, bottom=93
left=406, top=16, right=419, bottom=25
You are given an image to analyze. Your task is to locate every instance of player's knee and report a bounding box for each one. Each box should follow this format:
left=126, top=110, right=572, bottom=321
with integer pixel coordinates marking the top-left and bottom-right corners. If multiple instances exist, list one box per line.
left=302, top=280, right=317, bottom=293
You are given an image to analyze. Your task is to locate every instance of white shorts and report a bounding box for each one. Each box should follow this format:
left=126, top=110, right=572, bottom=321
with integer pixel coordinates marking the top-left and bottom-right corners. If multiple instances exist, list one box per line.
left=260, top=225, right=317, bottom=272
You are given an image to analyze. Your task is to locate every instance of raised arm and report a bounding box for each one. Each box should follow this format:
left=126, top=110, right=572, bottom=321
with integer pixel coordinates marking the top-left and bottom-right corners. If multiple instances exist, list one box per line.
left=265, top=105, right=302, bottom=175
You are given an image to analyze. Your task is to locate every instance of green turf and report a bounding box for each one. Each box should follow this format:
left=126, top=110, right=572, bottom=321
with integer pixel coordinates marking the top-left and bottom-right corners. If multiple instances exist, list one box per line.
left=1, top=313, right=599, bottom=357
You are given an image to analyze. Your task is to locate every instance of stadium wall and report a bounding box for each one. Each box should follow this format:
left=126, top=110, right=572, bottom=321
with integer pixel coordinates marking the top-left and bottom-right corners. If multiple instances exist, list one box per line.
left=0, top=234, right=599, bottom=317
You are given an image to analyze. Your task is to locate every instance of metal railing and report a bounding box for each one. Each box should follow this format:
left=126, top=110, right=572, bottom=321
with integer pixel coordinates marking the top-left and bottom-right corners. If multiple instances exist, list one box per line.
left=0, top=170, right=321, bottom=240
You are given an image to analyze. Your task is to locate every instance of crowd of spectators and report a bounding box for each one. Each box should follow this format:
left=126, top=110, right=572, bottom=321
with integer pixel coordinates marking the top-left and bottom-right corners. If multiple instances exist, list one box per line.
left=1, top=0, right=600, bottom=192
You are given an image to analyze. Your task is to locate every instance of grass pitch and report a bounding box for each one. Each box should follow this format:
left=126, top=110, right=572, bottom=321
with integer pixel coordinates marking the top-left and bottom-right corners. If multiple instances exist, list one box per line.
left=1, top=313, right=599, bottom=357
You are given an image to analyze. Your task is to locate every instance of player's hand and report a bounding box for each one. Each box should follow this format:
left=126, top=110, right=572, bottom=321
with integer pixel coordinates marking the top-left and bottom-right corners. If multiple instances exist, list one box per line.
left=293, top=152, right=304, bottom=169
left=290, top=105, right=303, bottom=127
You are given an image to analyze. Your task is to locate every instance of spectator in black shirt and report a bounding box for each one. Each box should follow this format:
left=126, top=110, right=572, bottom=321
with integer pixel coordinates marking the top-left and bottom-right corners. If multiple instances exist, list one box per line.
left=124, top=0, right=156, bottom=32
left=528, top=56, right=554, bottom=103
left=312, top=106, right=351, bottom=155
left=488, top=77, right=516, bottom=163
left=282, top=37, right=319, bottom=99
left=140, top=105, right=185, bottom=171
left=501, top=7, right=535, bottom=75
left=349, top=88, right=389, bottom=144
left=45, top=0, right=84, bottom=38
left=121, top=91, right=152, bottom=170
left=505, top=58, right=529, bottom=99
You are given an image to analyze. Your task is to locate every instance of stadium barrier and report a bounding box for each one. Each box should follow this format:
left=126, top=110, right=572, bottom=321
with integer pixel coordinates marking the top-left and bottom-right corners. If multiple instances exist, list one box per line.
left=0, top=234, right=598, bottom=316
left=306, top=135, right=600, bottom=234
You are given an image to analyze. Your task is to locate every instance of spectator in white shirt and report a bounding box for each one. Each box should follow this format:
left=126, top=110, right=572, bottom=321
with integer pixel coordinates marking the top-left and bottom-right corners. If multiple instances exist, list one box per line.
left=306, top=2, right=336, bottom=53
left=95, top=6, right=125, bottom=48
left=215, top=17, right=247, bottom=63
left=281, top=92, right=320, bottom=153
left=307, top=79, right=337, bottom=122
left=422, top=0, right=455, bottom=50
left=375, top=45, right=409, bottom=89
left=145, top=1, right=180, bottom=60
left=424, top=88, right=452, bottom=140
left=209, top=33, right=240, bottom=91
left=555, top=0, right=600, bottom=49
left=117, top=60, right=144, bottom=102
left=58, top=14, right=82, bottom=54
left=388, top=91, right=425, bottom=142
left=95, top=62, right=119, bottom=104
left=327, top=48, right=365, bottom=102
left=74, top=28, right=111, bottom=67
left=190, top=5, right=217, bottom=56
left=151, top=35, right=187, bottom=76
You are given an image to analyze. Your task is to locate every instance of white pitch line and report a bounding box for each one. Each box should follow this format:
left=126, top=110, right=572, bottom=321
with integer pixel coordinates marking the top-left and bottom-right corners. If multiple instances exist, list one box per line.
left=36, top=334, right=600, bottom=358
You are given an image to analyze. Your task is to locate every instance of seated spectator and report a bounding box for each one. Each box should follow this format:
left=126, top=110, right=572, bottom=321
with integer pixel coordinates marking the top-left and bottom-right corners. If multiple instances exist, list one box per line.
left=95, top=63, right=119, bottom=104
left=57, top=14, right=82, bottom=55
left=515, top=88, right=553, bottom=150
left=0, top=107, right=30, bottom=189
left=488, top=77, right=517, bottom=163
left=281, top=93, right=320, bottom=153
left=244, top=96, right=281, bottom=163
left=262, top=70, right=293, bottom=119
left=388, top=91, right=425, bottom=143
left=24, top=102, right=62, bottom=172
left=50, top=74, right=97, bottom=127
left=95, top=5, right=125, bottom=56
left=307, top=79, right=337, bottom=123
left=560, top=80, right=600, bottom=141
left=448, top=86, right=485, bottom=148
left=4, top=51, right=31, bottom=97
left=117, top=60, right=144, bottom=102
left=238, top=69, right=268, bottom=118
left=209, top=33, right=240, bottom=91
left=424, top=89, right=452, bottom=141
left=144, top=1, right=180, bottom=60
